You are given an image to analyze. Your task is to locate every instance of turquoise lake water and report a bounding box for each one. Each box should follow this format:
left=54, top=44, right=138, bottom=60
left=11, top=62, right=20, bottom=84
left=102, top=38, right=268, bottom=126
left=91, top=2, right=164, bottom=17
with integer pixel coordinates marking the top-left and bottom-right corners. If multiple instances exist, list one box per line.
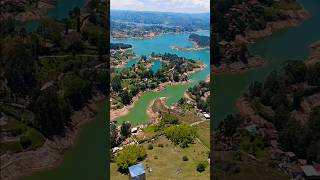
left=112, top=30, right=210, bottom=125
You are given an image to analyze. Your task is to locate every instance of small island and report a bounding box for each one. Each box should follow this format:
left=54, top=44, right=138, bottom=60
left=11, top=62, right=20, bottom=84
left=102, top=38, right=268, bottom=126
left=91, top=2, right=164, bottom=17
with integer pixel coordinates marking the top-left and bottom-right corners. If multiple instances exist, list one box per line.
left=171, top=33, right=210, bottom=51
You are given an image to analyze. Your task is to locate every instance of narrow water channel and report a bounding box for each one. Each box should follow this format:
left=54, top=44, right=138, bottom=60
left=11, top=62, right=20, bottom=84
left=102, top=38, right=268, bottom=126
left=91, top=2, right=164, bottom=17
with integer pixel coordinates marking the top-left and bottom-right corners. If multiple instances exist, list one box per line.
left=112, top=31, right=210, bottom=125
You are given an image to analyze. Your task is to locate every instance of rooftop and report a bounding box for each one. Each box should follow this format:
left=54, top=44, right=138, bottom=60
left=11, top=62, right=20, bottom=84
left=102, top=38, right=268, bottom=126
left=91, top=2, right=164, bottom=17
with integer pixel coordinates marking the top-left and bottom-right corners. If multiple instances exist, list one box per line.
left=129, top=163, right=145, bottom=177
left=301, top=165, right=320, bottom=177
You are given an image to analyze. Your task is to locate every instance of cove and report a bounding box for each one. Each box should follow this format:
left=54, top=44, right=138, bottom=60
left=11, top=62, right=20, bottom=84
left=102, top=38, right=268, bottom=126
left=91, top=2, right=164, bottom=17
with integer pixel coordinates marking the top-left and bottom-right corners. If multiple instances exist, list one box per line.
left=212, top=0, right=320, bottom=128
left=112, top=31, right=210, bottom=125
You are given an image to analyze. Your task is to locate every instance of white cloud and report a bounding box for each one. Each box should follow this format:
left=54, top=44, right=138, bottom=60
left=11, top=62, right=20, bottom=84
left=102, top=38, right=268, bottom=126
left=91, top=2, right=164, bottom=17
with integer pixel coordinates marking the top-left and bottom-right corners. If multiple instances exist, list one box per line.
left=111, top=0, right=210, bottom=13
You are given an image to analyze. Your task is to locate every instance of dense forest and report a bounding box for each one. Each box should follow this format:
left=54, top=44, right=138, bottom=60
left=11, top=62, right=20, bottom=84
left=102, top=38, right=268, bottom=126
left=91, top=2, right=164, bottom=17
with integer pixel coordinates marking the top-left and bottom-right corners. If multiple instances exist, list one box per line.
left=189, top=33, right=210, bottom=47
left=212, top=0, right=305, bottom=67
left=187, top=81, right=210, bottom=113
left=110, top=43, right=132, bottom=50
left=1, top=0, right=108, bottom=154
left=245, top=60, right=320, bottom=162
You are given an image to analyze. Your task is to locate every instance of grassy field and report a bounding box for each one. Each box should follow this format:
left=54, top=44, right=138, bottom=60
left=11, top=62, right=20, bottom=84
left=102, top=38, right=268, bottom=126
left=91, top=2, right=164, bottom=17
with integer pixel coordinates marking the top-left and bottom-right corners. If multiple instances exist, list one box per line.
left=111, top=136, right=210, bottom=180
left=195, top=121, right=210, bottom=148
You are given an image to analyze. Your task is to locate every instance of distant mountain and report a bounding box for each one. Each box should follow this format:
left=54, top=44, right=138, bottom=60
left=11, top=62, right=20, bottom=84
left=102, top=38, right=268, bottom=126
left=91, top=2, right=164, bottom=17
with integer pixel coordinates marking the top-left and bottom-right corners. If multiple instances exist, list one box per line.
left=110, top=10, right=210, bottom=29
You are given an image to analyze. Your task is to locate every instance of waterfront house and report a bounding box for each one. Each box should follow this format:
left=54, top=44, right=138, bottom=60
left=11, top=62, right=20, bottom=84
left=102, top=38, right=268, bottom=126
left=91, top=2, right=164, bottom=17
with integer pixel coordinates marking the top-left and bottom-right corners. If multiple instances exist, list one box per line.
left=129, top=163, right=146, bottom=180
left=204, top=113, right=210, bottom=119
left=301, top=165, right=320, bottom=179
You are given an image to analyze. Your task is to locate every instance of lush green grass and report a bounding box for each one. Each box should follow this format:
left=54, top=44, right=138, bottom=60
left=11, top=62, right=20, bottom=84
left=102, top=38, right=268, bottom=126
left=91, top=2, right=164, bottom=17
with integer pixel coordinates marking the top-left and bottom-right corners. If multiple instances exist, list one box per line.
left=111, top=136, right=209, bottom=180
left=178, top=111, right=203, bottom=124
left=195, top=121, right=210, bottom=148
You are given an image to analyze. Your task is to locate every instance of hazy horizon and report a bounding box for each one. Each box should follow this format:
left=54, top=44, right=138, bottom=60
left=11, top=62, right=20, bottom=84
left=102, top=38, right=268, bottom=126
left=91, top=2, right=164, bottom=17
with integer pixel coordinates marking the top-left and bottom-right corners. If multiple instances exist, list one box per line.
left=110, top=9, right=210, bottom=15
left=111, top=0, right=209, bottom=14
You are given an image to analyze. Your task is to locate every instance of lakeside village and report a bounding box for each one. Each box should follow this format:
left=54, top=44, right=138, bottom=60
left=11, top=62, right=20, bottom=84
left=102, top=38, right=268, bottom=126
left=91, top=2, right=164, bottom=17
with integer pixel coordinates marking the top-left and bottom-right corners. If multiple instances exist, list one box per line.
left=109, top=45, right=210, bottom=178
left=110, top=10, right=209, bottom=40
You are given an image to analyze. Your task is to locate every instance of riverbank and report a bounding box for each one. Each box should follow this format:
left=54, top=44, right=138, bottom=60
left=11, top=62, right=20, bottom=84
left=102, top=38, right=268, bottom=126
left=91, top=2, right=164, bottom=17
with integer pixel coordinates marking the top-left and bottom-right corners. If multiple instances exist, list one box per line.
left=170, top=40, right=209, bottom=51
left=0, top=93, right=105, bottom=180
left=110, top=63, right=206, bottom=121
left=213, top=6, right=310, bottom=75
left=238, top=8, right=310, bottom=43
left=212, top=57, right=265, bottom=75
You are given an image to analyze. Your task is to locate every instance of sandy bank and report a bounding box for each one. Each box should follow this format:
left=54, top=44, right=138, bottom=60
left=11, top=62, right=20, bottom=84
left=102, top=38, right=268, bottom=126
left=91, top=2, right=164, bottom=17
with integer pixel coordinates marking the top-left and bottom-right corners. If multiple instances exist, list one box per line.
left=212, top=57, right=265, bottom=75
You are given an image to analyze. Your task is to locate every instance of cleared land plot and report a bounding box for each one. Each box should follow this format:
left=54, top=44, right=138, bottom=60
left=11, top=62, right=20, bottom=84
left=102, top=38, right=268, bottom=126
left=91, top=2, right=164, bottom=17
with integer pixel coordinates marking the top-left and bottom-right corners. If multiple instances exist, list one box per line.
left=111, top=136, right=210, bottom=180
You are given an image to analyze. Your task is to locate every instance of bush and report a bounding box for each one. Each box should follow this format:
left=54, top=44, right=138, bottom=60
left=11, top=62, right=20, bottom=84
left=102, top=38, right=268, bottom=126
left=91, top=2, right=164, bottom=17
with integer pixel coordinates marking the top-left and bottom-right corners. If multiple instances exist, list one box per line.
left=182, top=155, right=189, bottom=161
left=158, top=143, right=164, bottom=148
left=154, top=155, right=158, bottom=159
left=164, top=125, right=197, bottom=148
left=196, top=162, right=206, bottom=172
left=148, top=144, right=153, bottom=150
left=20, top=136, right=32, bottom=149
left=115, top=145, right=146, bottom=173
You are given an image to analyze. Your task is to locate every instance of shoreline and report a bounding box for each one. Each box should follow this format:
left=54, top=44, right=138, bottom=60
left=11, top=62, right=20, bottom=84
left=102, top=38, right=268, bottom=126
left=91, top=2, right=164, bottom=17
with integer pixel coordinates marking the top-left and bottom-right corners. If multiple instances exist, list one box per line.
left=110, top=63, right=206, bottom=121
left=213, top=7, right=310, bottom=75
left=111, top=29, right=209, bottom=41
left=170, top=39, right=209, bottom=51
left=212, top=57, right=266, bottom=75
left=238, top=8, right=310, bottom=43
left=0, top=93, right=105, bottom=180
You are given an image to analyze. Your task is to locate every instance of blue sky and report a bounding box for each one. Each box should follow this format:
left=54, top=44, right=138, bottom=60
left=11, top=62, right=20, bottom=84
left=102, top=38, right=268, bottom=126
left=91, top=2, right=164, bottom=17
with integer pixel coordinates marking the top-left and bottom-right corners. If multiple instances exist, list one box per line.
left=111, top=0, right=210, bottom=13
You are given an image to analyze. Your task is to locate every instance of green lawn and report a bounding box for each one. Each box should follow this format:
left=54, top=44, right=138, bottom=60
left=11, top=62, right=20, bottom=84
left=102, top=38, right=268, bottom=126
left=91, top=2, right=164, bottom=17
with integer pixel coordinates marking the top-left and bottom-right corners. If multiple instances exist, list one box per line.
left=111, top=136, right=210, bottom=180
left=195, top=121, right=210, bottom=148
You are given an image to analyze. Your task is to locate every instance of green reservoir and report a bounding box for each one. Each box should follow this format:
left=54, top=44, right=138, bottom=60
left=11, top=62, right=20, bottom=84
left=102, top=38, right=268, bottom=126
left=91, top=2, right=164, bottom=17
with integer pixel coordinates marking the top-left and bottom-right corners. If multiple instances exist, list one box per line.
left=112, top=31, right=210, bottom=125
left=213, top=0, right=320, bottom=128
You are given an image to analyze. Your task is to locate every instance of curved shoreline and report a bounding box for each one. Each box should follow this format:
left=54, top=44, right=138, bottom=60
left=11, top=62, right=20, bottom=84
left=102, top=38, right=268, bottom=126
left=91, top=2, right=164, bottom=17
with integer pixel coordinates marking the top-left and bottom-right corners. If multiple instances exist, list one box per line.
left=110, top=63, right=207, bottom=121
left=213, top=7, right=310, bottom=75
left=212, top=57, right=266, bottom=75
left=0, top=94, right=105, bottom=180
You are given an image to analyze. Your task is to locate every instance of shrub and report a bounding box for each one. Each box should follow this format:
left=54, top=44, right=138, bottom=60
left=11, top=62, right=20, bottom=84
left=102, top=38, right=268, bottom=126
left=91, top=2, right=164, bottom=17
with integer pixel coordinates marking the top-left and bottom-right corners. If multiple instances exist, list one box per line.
left=164, top=125, right=197, bottom=148
left=115, top=145, right=146, bottom=173
left=196, top=162, right=206, bottom=172
left=148, top=144, right=153, bottom=150
left=158, top=143, right=164, bottom=148
left=154, top=155, right=158, bottom=159
left=182, top=155, right=189, bottom=161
